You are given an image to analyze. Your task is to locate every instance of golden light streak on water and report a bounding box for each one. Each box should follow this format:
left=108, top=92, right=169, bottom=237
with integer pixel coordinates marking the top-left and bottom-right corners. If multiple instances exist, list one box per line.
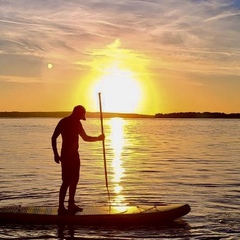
left=109, top=118, right=126, bottom=205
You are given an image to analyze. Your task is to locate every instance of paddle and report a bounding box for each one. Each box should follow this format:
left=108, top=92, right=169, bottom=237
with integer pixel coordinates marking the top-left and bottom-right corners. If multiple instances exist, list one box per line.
left=98, top=92, right=111, bottom=203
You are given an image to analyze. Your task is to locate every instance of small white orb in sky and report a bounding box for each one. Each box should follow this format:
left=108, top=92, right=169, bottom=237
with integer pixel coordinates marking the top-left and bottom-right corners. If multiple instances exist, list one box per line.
left=48, top=63, right=53, bottom=69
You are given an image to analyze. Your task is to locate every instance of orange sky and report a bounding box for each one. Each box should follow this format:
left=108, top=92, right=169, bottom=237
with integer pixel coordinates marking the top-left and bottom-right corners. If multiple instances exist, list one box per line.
left=0, top=1, right=240, bottom=114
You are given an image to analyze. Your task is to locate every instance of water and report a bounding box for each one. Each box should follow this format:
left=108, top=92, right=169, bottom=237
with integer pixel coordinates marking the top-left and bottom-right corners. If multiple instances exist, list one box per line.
left=0, top=118, right=239, bottom=239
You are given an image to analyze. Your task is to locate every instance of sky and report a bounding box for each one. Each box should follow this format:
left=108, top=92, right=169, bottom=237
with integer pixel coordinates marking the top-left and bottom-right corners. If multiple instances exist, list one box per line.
left=0, top=0, right=240, bottom=115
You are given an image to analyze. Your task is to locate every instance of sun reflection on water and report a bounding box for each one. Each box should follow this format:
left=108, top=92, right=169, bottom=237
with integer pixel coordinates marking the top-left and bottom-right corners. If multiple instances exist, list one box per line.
left=109, top=118, right=127, bottom=206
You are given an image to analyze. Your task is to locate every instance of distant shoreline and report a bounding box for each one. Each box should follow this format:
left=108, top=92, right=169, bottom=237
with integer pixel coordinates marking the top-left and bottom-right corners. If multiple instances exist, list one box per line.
left=0, top=111, right=152, bottom=119
left=155, top=112, right=240, bottom=119
left=0, top=111, right=240, bottom=118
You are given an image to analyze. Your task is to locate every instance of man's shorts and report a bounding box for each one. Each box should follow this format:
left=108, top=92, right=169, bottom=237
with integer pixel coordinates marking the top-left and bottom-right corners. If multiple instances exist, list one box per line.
left=61, top=152, right=80, bottom=184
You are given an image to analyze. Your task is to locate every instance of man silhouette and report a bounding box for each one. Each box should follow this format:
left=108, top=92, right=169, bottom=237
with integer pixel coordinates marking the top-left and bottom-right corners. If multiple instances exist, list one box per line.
left=51, top=105, right=104, bottom=215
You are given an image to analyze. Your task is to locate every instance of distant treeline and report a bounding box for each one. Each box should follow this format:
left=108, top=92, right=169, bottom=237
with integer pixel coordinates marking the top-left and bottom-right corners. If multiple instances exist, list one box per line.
left=155, top=112, right=240, bottom=118
left=1, top=111, right=240, bottom=119
left=0, top=111, right=70, bottom=118
left=0, top=111, right=152, bottom=119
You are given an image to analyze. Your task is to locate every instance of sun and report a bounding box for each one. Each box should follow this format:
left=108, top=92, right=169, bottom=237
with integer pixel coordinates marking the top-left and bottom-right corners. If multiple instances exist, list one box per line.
left=76, top=39, right=153, bottom=114
left=93, top=63, right=142, bottom=113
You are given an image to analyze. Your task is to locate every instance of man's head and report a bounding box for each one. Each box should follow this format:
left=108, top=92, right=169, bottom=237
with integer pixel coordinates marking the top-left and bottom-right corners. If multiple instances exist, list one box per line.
left=72, top=105, right=86, bottom=120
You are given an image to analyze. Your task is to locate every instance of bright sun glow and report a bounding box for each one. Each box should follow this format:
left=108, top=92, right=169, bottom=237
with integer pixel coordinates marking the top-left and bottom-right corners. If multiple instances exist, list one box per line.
left=94, top=63, right=142, bottom=113
left=86, top=39, right=147, bottom=114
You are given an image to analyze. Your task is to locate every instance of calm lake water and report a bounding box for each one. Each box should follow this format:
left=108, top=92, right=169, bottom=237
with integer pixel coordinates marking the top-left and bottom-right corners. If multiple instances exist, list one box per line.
left=0, top=118, right=239, bottom=239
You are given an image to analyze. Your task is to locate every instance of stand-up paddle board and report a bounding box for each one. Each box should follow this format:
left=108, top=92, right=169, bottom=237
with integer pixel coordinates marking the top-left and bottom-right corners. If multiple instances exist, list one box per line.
left=0, top=204, right=190, bottom=225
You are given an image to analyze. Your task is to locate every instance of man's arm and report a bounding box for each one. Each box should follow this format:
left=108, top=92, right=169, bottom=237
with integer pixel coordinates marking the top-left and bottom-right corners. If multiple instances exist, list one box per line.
left=79, top=126, right=104, bottom=142
left=81, top=131, right=104, bottom=142
left=51, top=125, right=61, bottom=164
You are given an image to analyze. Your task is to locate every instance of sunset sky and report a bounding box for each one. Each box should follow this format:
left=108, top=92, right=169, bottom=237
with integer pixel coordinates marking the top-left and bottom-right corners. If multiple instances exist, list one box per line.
left=0, top=0, right=240, bottom=115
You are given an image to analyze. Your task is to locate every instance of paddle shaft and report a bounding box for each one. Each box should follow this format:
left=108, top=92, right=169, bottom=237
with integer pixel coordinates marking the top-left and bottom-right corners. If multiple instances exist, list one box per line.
left=98, top=93, right=110, bottom=202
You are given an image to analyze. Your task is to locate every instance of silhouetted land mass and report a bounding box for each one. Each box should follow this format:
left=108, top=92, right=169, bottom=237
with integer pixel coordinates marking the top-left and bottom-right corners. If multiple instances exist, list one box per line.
left=0, top=111, right=240, bottom=119
left=155, top=112, right=240, bottom=118
left=0, top=111, right=152, bottom=119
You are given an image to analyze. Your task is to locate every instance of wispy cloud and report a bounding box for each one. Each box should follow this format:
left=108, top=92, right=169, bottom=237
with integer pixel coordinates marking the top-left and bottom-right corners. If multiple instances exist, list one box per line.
left=0, top=1, right=239, bottom=86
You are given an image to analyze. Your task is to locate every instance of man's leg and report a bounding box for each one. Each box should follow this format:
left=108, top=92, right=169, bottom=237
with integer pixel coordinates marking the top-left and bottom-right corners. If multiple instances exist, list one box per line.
left=68, top=180, right=82, bottom=213
left=68, top=157, right=82, bottom=213
left=59, top=181, right=68, bottom=209
left=68, top=183, right=77, bottom=204
left=69, top=154, right=80, bottom=203
left=58, top=160, right=70, bottom=215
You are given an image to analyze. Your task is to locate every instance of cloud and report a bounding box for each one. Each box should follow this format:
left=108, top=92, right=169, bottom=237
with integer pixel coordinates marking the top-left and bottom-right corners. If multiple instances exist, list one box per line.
left=0, top=0, right=239, bottom=80
left=0, top=54, right=42, bottom=78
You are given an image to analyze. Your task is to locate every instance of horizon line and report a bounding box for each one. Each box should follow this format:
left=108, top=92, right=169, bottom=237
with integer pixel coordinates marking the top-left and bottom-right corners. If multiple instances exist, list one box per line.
left=0, top=111, right=240, bottom=119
